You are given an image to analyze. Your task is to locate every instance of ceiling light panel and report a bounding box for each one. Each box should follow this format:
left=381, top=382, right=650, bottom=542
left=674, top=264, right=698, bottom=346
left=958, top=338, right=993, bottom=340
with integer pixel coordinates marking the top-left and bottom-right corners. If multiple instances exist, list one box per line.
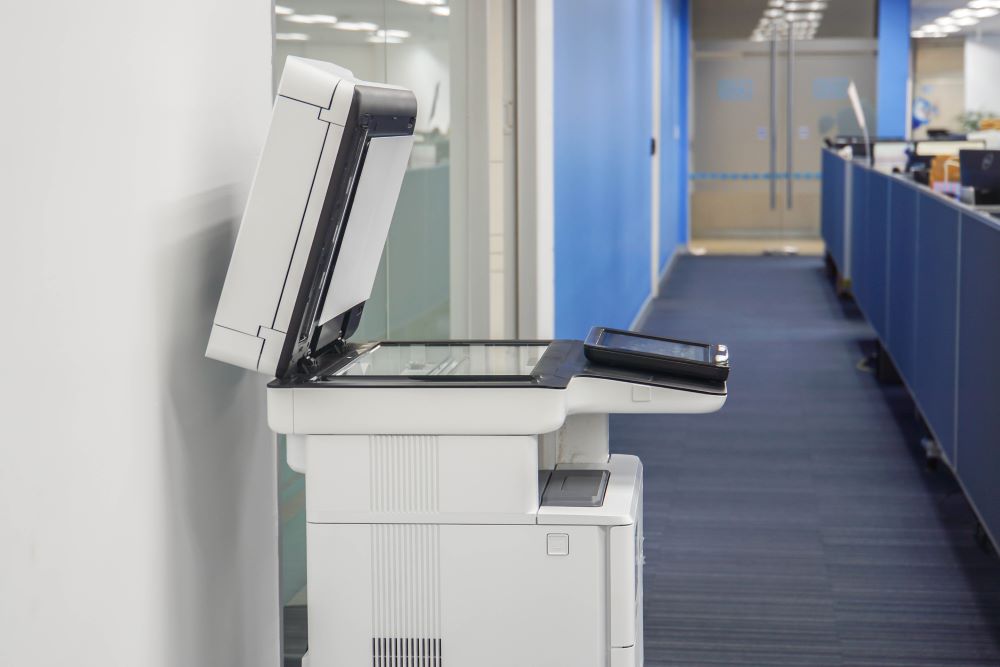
left=334, top=21, right=379, bottom=31
left=284, top=14, right=338, bottom=24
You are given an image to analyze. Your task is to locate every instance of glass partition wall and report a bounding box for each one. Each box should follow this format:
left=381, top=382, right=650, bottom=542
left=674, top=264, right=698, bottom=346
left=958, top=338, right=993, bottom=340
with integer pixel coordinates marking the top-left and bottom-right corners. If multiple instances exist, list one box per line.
left=271, top=2, right=454, bottom=663
left=275, top=0, right=452, bottom=340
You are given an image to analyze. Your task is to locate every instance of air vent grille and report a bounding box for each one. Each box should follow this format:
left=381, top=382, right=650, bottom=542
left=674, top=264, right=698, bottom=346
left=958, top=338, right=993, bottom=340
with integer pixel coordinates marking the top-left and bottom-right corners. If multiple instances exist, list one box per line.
left=371, top=524, right=442, bottom=665
left=372, top=637, right=442, bottom=666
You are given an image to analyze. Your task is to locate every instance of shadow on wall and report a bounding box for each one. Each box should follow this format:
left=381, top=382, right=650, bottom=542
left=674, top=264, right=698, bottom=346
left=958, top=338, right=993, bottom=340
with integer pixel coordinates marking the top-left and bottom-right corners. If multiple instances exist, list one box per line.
left=154, top=187, right=275, bottom=667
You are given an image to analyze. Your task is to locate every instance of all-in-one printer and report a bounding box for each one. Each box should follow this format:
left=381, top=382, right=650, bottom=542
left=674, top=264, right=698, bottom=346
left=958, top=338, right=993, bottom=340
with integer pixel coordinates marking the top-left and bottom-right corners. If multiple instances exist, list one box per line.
left=207, top=57, right=728, bottom=667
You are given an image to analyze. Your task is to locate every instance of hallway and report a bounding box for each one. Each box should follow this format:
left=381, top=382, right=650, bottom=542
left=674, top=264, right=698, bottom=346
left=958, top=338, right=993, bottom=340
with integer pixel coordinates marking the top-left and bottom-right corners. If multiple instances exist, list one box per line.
left=613, top=255, right=1000, bottom=666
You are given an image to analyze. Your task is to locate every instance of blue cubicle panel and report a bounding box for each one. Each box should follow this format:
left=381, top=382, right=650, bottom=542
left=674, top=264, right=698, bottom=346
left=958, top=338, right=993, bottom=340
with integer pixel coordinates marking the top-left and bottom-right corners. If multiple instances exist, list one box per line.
left=886, top=180, right=920, bottom=387
left=827, top=150, right=1000, bottom=546
left=913, top=197, right=961, bottom=464
left=821, top=150, right=845, bottom=271
left=863, top=172, right=890, bottom=339
left=852, top=169, right=869, bottom=314
left=956, top=214, right=1000, bottom=538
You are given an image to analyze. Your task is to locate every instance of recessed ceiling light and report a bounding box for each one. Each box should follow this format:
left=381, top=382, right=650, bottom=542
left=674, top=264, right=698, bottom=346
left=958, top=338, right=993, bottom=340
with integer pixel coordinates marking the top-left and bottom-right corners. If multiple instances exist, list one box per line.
left=764, top=8, right=783, bottom=18
left=367, top=35, right=404, bottom=44
left=397, top=0, right=445, bottom=5
left=285, top=14, right=338, bottom=25
left=950, top=7, right=975, bottom=18
left=276, top=32, right=309, bottom=41
left=274, top=5, right=294, bottom=15
left=374, top=29, right=411, bottom=39
left=334, top=21, right=379, bottom=31
left=935, top=16, right=957, bottom=25
left=939, top=24, right=961, bottom=33
left=785, top=1, right=825, bottom=9
left=970, top=0, right=1000, bottom=8
left=974, top=8, right=1000, bottom=18
left=768, top=0, right=784, bottom=6
left=430, top=6, right=450, bottom=16
left=955, top=16, right=980, bottom=26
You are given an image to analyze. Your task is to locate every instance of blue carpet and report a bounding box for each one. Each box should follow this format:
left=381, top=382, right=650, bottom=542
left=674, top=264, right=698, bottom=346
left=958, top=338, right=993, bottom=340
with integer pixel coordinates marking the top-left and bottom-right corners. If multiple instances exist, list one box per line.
left=613, top=255, right=1000, bottom=666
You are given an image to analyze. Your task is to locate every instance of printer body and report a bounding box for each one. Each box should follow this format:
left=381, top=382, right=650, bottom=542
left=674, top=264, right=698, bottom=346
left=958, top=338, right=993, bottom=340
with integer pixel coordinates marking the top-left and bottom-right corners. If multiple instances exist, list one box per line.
left=208, top=57, right=726, bottom=667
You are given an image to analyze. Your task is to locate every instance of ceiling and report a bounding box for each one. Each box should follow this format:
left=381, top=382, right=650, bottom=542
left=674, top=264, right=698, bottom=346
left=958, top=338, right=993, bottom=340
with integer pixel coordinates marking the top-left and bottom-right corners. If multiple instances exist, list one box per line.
left=274, top=0, right=448, bottom=45
left=912, top=0, right=1000, bottom=38
left=691, top=0, right=1000, bottom=42
left=692, top=0, right=878, bottom=41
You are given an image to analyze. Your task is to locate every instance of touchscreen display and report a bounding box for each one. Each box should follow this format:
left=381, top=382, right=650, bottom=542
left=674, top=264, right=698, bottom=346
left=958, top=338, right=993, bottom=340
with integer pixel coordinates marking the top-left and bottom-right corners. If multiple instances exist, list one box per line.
left=601, top=332, right=709, bottom=362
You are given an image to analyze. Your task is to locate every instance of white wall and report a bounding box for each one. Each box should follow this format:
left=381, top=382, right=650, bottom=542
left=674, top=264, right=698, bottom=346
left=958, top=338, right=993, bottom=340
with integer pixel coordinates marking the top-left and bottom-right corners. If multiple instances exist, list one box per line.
left=965, top=36, right=1000, bottom=115
left=0, top=2, right=279, bottom=667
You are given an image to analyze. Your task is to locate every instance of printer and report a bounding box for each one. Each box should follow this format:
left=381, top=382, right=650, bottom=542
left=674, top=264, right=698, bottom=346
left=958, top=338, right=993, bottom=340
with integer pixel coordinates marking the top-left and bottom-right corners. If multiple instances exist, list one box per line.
left=208, top=57, right=728, bottom=667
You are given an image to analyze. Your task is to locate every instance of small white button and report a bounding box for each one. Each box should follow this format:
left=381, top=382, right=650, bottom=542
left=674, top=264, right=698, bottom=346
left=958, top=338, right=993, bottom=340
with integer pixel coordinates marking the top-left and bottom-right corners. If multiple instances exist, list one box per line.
left=631, top=385, right=652, bottom=402
left=547, top=533, right=569, bottom=556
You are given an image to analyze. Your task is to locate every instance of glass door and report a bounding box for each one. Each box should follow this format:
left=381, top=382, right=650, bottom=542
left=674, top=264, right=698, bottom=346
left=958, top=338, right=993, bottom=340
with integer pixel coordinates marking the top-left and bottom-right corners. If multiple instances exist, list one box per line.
left=690, top=1, right=877, bottom=243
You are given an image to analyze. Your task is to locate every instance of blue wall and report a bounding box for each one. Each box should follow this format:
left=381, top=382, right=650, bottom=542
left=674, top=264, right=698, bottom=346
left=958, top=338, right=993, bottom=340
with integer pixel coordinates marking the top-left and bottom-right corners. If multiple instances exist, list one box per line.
left=660, top=0, right=689, bottom=268
left=876, top=0, right=910, bottom=137
left=553, top=0, right=688, bottom=338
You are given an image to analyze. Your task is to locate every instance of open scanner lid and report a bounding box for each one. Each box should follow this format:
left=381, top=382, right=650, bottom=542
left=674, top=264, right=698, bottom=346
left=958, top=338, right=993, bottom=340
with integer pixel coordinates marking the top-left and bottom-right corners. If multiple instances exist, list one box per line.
left=206, top=57, right=417, bottom=378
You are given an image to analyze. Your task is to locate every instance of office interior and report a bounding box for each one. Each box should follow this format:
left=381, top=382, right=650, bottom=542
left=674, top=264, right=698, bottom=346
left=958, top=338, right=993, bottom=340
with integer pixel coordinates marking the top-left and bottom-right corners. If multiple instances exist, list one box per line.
left=3, top=0, right=1000, bottom=665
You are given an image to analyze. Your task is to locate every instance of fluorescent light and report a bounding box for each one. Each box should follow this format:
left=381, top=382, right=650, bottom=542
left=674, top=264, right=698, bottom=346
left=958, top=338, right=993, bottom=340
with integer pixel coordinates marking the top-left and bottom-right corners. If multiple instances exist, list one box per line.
left=431, top=6, right=451, bottom=16
left=285, top=14, right=338, bottom=25
left=974, top=8, right=1000, bottom=18
left=397, top=0, right=445, bottom=5
left=367, top=35, right=403, bottom=44
left=935, top=16, right=957, bottom=25
left=375, top=28, right=411, bottom=38
left=940, top=24, right=962, bottom=32
left=768, top=0, right=784, bottom=6
left=785, top=1, right=826, bottom=9
left=764, top=8, right=783, bottom=17
left=970, top=0, right=1000, bottom=8
left=334, top=21, right=379, bottom=31
left=951, top=7, right=975, bottom=18
left=274, top=5, right=294, bottom=15
left=955, top=16, right=980, bottom=26
left=276, top=32, right=309, bottom=41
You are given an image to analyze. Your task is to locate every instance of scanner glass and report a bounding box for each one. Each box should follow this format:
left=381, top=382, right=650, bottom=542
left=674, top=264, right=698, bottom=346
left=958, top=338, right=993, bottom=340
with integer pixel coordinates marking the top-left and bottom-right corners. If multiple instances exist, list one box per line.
left=334, top=343, right=548, bottom=377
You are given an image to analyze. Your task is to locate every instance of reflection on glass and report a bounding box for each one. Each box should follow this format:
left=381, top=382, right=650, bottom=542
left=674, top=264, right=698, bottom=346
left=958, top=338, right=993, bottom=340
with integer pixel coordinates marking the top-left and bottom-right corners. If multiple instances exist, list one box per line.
left=274, top=0, right=452, bottom=342
left=335, top=344, right=548, bottom=377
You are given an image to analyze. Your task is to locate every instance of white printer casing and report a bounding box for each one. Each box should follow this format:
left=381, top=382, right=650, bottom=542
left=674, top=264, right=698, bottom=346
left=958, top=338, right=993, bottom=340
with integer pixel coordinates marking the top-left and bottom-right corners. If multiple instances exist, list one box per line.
left=208, top=57, right=727, bottom=667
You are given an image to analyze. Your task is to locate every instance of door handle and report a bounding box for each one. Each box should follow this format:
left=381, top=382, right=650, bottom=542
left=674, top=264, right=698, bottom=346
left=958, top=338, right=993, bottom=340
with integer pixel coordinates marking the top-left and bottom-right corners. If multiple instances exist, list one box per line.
left=786, top=28, right=794, bottom=210
left=769, top=33, right=777, bottom=211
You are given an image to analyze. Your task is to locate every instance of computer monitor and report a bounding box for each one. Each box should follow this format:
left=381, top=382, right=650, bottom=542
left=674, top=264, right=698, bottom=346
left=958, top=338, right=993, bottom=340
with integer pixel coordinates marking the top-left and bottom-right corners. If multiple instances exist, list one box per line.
left=960, top=149, right=1000, bottom=205
left=872, top=141, right=909, bottom=172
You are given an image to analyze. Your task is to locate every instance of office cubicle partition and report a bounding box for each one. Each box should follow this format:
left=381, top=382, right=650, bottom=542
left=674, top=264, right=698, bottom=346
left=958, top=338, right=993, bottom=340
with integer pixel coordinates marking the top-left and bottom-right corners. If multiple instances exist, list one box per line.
left=822, top=148, right=1000, bottom=548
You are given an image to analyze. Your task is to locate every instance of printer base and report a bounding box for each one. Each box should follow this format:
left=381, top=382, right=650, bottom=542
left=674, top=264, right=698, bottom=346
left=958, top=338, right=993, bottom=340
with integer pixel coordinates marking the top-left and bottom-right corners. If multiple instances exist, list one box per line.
left=302, top=454, right=643, bottom=667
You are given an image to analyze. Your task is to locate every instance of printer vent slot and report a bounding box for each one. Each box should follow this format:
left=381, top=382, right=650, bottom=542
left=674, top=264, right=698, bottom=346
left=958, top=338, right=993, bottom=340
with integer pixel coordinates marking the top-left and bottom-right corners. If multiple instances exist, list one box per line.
left=370, top=435, right=440, bottom=513
left=372, top=637, right=442, bottom=666
left=372, top=524, right=442, bottom=666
